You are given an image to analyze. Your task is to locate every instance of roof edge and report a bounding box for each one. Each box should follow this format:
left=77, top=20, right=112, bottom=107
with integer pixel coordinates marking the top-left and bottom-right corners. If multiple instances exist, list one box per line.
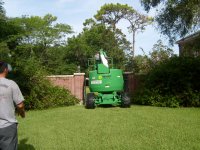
left=176, top=30, right=200, bottom=44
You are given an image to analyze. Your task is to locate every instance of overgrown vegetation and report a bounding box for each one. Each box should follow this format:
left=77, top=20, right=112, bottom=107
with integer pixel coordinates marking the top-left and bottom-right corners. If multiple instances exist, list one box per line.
left=0, top=10, right=79, bottom=110
left=133, top=56, right=200, bottom=107
left=11, top=58, right=79, bottom=110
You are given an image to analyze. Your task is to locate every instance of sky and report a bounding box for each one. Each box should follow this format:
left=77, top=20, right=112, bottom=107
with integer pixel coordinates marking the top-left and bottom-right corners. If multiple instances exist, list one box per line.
left=4, top=0, right=179, bottom=55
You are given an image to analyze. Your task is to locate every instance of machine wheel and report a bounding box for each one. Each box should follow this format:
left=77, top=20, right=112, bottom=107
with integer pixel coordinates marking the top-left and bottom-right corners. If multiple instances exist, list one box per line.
left=83, top=86, right=86, bottom=105
left=121, top=93, right=131, bottom=108
left=85, top=93, right=95, bottom=109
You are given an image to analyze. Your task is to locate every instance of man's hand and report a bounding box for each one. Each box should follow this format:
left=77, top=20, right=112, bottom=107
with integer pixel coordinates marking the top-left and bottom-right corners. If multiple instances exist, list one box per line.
left=17, top=102, right=25, bottom=118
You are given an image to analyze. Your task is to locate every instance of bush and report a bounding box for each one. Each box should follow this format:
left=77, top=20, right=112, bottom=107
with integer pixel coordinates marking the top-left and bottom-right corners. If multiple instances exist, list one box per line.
left=145, top=56, right=200, bottom=94
left=25, top=85, right=79, bottom=110
left=132, top=56, right=200, bottom=107
left=132, top=89, right=180, bottom=107
left=177, top=89, right=200, bottom=107
left=11, top=57, right=79, bottom=110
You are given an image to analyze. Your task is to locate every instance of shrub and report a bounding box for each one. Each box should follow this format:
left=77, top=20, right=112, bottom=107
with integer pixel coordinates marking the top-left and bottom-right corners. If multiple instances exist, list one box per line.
left=25, top=85, right=79, bottom=110
left=132, top=56, right=200, bottom=107
left=145, top=56, right=200, bottom=94
left=132, top=89, right=180, bottom=107
left=11, top=57, right=79, bottom=110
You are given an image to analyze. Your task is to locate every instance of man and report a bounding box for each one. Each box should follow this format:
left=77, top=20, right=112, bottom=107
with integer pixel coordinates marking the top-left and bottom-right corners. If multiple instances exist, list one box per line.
left=0, top=61, right=25, bottom=150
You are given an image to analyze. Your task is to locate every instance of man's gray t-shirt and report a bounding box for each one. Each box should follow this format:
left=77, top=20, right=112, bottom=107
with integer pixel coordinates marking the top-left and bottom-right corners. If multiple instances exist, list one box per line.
left=0, top=78, right=24, bottom=128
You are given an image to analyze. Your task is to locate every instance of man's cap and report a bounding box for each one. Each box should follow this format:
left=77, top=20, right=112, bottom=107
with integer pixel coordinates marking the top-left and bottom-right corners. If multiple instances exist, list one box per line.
left=0, top=61, right=12, bottom=72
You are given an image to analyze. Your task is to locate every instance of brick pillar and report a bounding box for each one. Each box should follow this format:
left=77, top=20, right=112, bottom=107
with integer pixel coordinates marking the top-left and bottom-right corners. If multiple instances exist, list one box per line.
left=74, top=73, right=85, bottom=102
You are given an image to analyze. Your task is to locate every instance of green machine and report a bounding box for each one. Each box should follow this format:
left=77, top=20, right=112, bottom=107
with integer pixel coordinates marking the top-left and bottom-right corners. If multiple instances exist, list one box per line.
left=85, top=49, right=130, bottom=109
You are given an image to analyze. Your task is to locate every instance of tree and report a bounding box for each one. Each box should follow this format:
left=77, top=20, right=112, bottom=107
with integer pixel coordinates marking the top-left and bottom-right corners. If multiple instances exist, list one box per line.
left=149, top=40, right=174, bottom=65
left=125, top=54, right=151, bottom=73
left=10, top=14, right=73, bottom=72
left=141, top=0, right=200, bottom=42
left=125, top=9, right=153, bottom=56
left=66, top=22, right=130, bottom=72
left=126, top=40, right=174, bottom=73
left=39, top=46, right=77, bottom=75
left=0, top=2, right=22, bottom=62
left=94, top=3, right=132, bottom=31
left=0, top=6, right=78, bottom=109
left=0, top=1, right=21, bottom=42
left=0, top=42, right=11, bottom=62
left=95, top=3, right=152, bottom=57
left=12, top=14, right=73, bottom=47
left=83, top=20, right=130, bottom=68
left=0, top=0, right=5, bottom=19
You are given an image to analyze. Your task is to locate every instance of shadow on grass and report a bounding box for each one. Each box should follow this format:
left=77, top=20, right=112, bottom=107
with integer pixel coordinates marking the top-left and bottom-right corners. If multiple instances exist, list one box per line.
left=18, top=138, right=35, bottom=150
left=97, top=104, right=118, bottom=108
left=97, top=104, right=132, bottom=109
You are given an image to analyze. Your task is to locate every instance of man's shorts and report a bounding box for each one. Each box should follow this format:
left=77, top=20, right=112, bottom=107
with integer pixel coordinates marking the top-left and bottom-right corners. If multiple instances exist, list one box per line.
left=0, top=123, right=18, bottom=150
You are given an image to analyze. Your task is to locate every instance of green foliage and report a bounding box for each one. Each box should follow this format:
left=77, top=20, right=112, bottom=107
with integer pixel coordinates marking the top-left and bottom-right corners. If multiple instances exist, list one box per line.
left=26, top=85, right=79, bottom=110
left=12, top=14, right=73, bottom=47
left=141, top=0, right=200, bottom=41
left=126, top=40, right=173, bottom=73
left=149, top=40, right=174, bottom=66
left=94, top=3, right=152, bottom=56
left=146, top=56, right=200, bottom=93
left=125, top=55, right=151, bottom=73
left=94, top=3, right=133, bottom=31
left=9, top=14, right=74, bottom=74
left=0, top=11, right=78, bottom=110
left=133, top=89, right=180, bottom=107
left=133, top=56, right=200, bottom=107
left=66, top=23, right=129, bottom=72
left=0, top=18, right=21, bottom=42
left=42, top=46, right=78, bottom=75
left=0, top=0, right=5, bottom=19
left=0, top=42, right=11, bottom=62
left=12, top=58, right=78, bottom=110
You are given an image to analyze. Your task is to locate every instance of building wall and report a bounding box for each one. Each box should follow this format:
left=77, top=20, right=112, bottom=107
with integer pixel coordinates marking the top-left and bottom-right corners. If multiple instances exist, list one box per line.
left=177, top=31, right=200, bottom=57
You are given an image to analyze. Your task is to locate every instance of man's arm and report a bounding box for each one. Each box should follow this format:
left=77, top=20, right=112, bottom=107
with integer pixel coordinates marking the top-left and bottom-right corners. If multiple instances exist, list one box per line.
left=17, top=102, right=25, bottom=118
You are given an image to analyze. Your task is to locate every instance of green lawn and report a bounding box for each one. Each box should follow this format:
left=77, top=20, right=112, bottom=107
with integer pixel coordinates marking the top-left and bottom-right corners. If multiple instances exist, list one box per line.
left=18, top=105, right=200, bottom=150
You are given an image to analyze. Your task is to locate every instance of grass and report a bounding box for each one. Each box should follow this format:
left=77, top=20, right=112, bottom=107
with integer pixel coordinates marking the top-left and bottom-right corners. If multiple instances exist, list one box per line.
left=17, top=105, right=200, bottom=150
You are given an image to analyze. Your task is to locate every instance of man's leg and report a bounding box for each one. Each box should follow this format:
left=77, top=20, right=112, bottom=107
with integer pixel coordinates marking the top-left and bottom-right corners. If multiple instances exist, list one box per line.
left=0, top=124, right=18, bottom=150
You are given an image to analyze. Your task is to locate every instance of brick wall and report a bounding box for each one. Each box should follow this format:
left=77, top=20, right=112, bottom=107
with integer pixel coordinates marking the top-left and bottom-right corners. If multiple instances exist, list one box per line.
left=47, top=72, right=139, bottom=102
left=47, top=73, right=85, bottom=101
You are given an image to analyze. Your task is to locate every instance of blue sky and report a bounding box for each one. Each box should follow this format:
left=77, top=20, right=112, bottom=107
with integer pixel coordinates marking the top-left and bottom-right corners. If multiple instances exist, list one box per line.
left=4, top=0, right=179, bottom=55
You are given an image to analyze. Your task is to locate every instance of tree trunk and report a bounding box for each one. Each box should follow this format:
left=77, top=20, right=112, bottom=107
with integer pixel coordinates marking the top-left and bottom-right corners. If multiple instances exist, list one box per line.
left=112, top=22, right=116, bottom=32
left=132, top=30, right=136, bottom=57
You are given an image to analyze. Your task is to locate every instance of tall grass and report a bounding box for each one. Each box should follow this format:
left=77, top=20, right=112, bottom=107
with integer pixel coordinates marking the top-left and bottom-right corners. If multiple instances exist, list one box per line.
left=18, top=105, right=200, bottom=150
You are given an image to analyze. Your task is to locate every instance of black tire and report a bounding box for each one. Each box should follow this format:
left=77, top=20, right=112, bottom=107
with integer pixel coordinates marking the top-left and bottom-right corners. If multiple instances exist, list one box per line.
left=83, top=86, right=86, bottom=105
left=85, top=93, right=95, bottom=109
left=121, top=93, right=131, bottom=108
